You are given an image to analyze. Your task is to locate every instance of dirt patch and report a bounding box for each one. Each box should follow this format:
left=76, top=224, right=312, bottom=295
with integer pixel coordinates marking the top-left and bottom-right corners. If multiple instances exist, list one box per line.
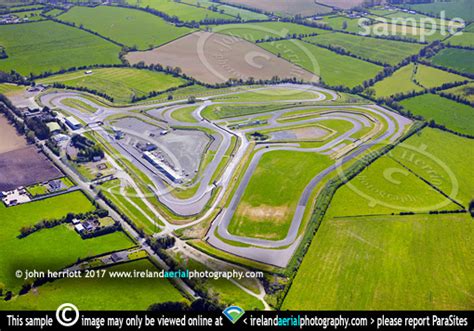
left=222, top=0, right=333, bottom=16
left=125, top=31, right=318, bottom=84
left=237, top=202, right=290, bottom=223
left=0, top=115, right=27, bottom=154
left=0, top=147, right=63, bottom=191
left=270, top=126, right=329, bottom=141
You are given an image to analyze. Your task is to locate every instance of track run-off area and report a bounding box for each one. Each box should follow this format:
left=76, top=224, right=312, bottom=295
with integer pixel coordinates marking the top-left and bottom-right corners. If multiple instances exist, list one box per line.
left=39, top=84, right=412, bottom=268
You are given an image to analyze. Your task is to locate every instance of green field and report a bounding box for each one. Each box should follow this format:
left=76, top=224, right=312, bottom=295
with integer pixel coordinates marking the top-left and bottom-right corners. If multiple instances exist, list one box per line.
left=0, top=21, right=121, bottom=75
left=170, top=105, right=199, bottom=123
left=59, top=6, right=192, bottom=50
left=326, top=155, right=460, bottom=218
left=283, top=213, right=473, bottom=309
left=304, top=32, right=423, bottom=66
left=228, top=150, right=332, bottom=240
left=260, top=40, right=382, bottom=88
left=0, top=82, right=24, bottom=96
left=430, top=48, right=474, bottom=75
left=61, top=98, right=98, bottom=113
left=13, top=9, right=43, bottom=21
left=392, top=127, right=474, bottom=205
left=182, top=0, right=268, bottom=21
left=445, top=31, right=474, bottom=47
left=320, top=15, right=365, bottom=33
left=372, top=63, right=466, bottom=98
left=202, top=103, right=294, bottom=120
left=215, top=87, right=321, bottom=102
left=0, top=191, right=134, bottom=291
left=0, top=259, right=186, bottom=310
left=213, top=21, right=332, bottom=42
left=400, top=93, right=474, bottom=136
left=127, top=0, right=234, bottom=22
left=38, top=67, right=188, bottom=103
left=444, top=82, right=474, bottom=103
left=404, top=0, right=474, bottom=22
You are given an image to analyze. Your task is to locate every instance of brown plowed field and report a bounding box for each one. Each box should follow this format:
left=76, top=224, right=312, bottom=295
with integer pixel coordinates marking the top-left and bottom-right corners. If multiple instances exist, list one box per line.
left=125, top=31, right=318, bottom=84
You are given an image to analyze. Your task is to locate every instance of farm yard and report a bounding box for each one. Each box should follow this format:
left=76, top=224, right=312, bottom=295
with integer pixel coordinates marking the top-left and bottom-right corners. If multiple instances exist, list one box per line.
left=125, top=31, right=318, bottom=84
left=58, top=6, right=193, bottom=50
left=38, top=67, right=189, bottom=103
left=0, top=21, right=121, bottom=76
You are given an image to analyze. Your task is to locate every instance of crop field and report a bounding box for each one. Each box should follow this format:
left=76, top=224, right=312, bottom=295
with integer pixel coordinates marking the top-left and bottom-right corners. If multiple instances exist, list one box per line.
left=59, top=6, right=193, bottom=50
left=303, top=32, right=423, bottom=65
left=221, top=0, right=333, bottom=17
left=403, top=0, right=474, bottom=22
left=228, top=150, right=332, bottom=240
left=38, top=67, right=188, bottom=103
left=430, top=48, right=474, bottom=75
left=400, top=94, right=474, bottom=136
left=0, top=191, right=134, bottom=291
left=126, top=0, right=234, bottom=22
left=444, top=82, right=474, bottom=103
left=125, top=31, right=317, bottom=84
left=0, top=259, right=186, bottom=310
left=371, top=63, right=466, bottom=98
left=445, top=31, right=474, bottom=47
left=283, top=213, right=474, bottom=310
left=260, top=39, right=382, bottom=88
left=212, top=21, right=331, bottom=43
left=368, top=22, right=447, bottom=42
left=325, top=155, right=460, bottom=218
left=0, top=21, right=121, bottom=75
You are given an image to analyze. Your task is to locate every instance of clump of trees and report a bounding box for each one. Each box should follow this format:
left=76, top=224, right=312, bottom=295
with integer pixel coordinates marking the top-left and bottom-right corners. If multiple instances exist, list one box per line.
left=71, top=134, right=104, bottom=162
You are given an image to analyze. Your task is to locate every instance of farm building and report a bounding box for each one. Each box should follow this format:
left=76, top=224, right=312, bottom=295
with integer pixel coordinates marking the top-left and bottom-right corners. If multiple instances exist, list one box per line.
left=65, top=116, right=82, bottom=130
left=46, top=122, right=61, bottom=135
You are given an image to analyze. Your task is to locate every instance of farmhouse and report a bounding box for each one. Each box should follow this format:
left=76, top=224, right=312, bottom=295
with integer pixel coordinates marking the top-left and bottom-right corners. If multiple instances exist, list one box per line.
left=143, top=151, right=183, bottom=183
left=65, top=116, right=82, bottom=130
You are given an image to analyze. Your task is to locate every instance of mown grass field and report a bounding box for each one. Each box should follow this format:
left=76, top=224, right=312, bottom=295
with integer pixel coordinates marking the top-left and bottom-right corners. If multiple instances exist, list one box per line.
left=430, top=48, right=474, bottom=75
left=182, top=0, right=268, bottom=21
left=404, top=0, right=474, bottom=21
left=213, top=21, right=332, bottom=42
left=0, top=191, right=134, bottom=291
left=320, top=15, right=364, bottom=33
left=202, top=103, right=295, bottom=120
left=170, top=105, right=199, bottom=123
left=0, top=21, right=121, bottom=75
left=283, top=213, right=474, bottom=310
left=228, top=150, right=332, bottom=240
left=303, top=32, right=423, bottom=65
left=0, top=259, right=186, bottom=310
left=326, top=155, right=460, bottom=218
left=372, top=63, right=466, bottom=98
left=127, top=0, right=234, bottom=22
left=444, top=82, right=474, bottom=103
left=392, top=127, right=474, bottom=206
left=215, top=87, right=320, bottom=102
left=38, top=67, right=188, bottom=103
left=445, top=31, right=474, bottom=47
left=260, top=39, right=382, bottom=88
left=400, top=93, right=474, bottom=136
left=59, top=6, right=193, bottom=50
